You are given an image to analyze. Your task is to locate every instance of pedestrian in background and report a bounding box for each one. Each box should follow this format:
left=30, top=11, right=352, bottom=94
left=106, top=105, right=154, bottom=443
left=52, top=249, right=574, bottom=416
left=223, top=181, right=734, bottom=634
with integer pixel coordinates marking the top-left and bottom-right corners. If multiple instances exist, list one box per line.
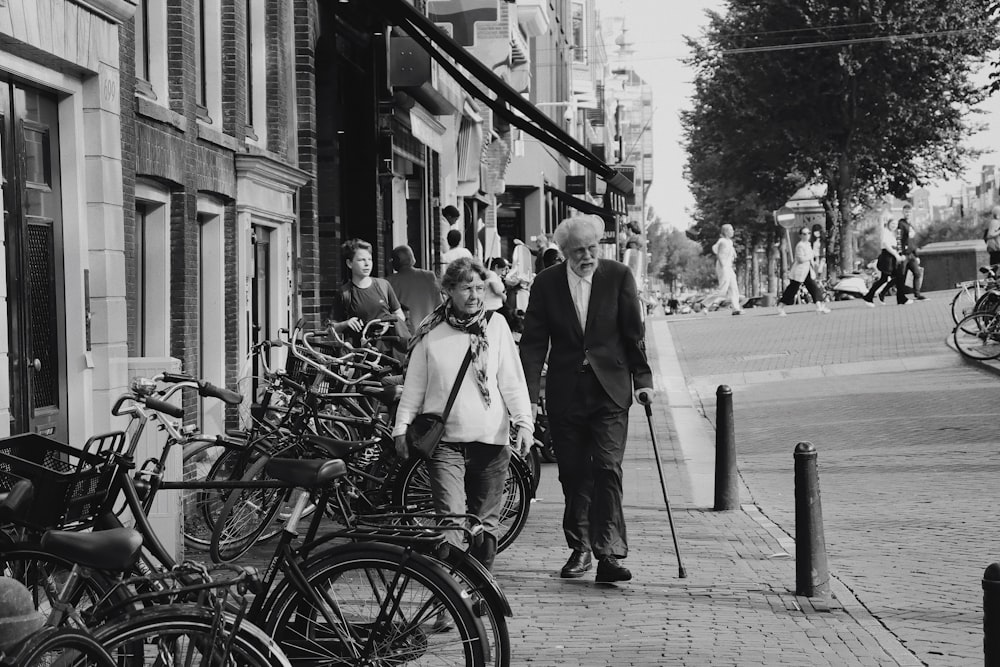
left=776, top=227, right=830, bottom=316
left=441, top=228, right=473, bottom=269
left=387, top=245, right=442, bottom=335
left=896, top=217, right=926, bottom=301
left=326, top=239, right=406, bottom=349
left=863, top=217, right=907, bottom=306
left=985, top=205, right=1000, bottom=265
left=393, top=257, right=533, bottom=571
left=483, top=257, right=508, bottom=312
left=519, top=215, right=654, bottom=584
left=711, top=223, right=743, bottom=315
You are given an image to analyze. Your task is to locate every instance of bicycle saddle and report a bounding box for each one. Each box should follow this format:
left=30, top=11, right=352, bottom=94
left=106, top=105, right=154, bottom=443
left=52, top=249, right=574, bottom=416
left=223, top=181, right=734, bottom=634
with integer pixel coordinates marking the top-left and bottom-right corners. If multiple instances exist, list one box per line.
left=40, top=527, right=143, bottom=571
left=303, top=433, right=379, bottom=458
left=265, top=457, right=347, bottom=488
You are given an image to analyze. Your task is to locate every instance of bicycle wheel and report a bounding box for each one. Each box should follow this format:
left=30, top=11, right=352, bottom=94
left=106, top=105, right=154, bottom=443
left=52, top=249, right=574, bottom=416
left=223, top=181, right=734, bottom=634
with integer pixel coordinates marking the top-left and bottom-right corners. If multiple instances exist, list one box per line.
left=951, top=286, right=976, bottom=324
left=954, top=313, right=1000, bottom=360
left=95, top=606, right=291, bottom=667
left=392, top=456, right=531, bottom=554
left=0, top=545, right=123, bottom=623
left=182, top=439, right=250, bottom=551
left=973, top=290, right=1000, bottom=316
left=9, top=627, right=116, bottom=666
left=264, top=543, right=485, bottom=667
left=423, top=552, right=510, bottom=667
left=496, top=457, right=531, bottom=552
left=209, top=453, right=287, bottom=563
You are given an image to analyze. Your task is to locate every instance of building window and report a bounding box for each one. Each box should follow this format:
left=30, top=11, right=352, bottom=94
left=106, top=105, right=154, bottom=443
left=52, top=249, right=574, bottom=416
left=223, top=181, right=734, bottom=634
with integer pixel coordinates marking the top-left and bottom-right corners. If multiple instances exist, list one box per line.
left=571, top=2, right=586, bottom=64
left=135, top=0, right=150, bottom=83
left=195, top=0, right=223, bottom=124
left=135, top=0, right=166, bottom=102
left=130, top=184, right=171, bottom=357
left=245, top=0, right=266, bottom=144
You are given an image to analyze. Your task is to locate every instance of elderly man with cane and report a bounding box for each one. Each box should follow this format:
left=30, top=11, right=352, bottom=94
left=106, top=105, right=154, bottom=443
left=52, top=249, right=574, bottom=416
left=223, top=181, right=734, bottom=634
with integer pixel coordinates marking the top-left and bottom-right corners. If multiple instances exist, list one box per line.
left=519, top=215, right=654, bottom=584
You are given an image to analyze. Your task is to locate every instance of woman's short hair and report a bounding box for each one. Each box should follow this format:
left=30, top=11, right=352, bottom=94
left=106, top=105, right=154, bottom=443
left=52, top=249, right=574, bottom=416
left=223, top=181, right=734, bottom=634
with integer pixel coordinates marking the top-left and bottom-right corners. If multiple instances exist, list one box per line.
left=553, top=215, right=605, bottom=251
left=441, top=256, right=488, bottom=291
left=342, top=238, right=372, bottom=260
left=488, top=257, right=509, bottom=271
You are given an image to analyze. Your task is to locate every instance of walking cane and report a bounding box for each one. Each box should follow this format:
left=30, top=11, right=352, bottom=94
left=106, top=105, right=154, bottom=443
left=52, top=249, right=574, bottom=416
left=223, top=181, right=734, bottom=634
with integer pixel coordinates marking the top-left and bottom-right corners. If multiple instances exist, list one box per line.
left=644, top=402, right=688, bottom=578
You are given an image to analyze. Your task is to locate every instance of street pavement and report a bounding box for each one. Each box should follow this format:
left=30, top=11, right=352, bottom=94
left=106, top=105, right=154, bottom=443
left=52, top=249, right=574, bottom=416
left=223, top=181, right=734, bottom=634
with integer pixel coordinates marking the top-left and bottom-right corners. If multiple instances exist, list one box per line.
left=498, top=290, right=995, bottom=665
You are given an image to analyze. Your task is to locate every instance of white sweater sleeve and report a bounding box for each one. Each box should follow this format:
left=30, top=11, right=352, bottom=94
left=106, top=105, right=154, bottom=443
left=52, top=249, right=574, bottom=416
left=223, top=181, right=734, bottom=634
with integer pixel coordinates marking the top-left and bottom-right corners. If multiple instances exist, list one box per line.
left=392, top=337, right=428, bottom=437
left=494, top=317, right=533, bottom=431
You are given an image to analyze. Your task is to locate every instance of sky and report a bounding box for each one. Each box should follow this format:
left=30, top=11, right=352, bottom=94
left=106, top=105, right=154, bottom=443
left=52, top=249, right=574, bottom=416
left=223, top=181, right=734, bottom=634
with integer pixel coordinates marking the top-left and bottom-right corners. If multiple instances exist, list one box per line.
left=595, top=0, right=1000, bottom=229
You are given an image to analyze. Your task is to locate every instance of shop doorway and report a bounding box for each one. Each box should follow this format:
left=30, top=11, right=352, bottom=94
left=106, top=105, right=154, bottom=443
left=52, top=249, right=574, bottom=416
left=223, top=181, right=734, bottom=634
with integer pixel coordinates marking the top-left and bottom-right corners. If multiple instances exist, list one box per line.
left=2, top=82, right=67, bottom=440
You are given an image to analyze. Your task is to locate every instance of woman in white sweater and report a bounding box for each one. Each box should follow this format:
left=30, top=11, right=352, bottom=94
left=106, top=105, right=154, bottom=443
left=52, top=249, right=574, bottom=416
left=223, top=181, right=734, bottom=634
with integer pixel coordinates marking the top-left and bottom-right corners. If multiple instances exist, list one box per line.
left=393, top=257, right=533, bottom=570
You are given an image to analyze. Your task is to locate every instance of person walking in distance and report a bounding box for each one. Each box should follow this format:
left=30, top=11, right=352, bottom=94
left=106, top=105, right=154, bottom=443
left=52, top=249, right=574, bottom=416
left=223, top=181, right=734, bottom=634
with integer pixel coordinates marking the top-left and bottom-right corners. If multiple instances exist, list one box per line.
left=896, top=217, right=926, bottom=301
left=712, top=224, right=743, bottom=315
left=985, top=205, right=1000, bottom=266
left=441, top=222, right=473, bottom=271
left=519, top=215, right=654, bottom=584
left=776, top=227, right=830, bottom=316
left=387, top=245, right=442, bottom=334
left=863, top=217, right=908, bottom=306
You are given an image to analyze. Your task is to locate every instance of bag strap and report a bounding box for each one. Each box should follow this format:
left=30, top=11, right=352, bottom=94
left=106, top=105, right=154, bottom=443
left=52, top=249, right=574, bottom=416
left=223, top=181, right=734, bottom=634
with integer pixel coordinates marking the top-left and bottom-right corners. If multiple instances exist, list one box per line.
left=440, top=311, right=493, bottom=420
left=440, top=348, right=474, bottom=421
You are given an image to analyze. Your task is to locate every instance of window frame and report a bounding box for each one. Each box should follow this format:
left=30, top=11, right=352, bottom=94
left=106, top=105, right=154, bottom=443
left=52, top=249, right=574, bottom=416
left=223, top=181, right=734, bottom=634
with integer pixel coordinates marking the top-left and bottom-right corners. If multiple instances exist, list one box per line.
left=132, top=182, right=171, bottom=358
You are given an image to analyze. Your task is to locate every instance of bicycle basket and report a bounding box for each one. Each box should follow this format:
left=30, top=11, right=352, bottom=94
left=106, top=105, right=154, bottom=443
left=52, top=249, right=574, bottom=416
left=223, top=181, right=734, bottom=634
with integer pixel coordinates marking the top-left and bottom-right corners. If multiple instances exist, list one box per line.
left=285, top=340, right=346, bottom=393
left=0, top=431, right=125, bottom=530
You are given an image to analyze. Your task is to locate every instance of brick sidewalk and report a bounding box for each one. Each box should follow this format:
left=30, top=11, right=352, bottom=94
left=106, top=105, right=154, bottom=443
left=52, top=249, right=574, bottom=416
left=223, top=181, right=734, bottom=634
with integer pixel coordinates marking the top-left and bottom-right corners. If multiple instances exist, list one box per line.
left=496, top=317, right=920, bottom=666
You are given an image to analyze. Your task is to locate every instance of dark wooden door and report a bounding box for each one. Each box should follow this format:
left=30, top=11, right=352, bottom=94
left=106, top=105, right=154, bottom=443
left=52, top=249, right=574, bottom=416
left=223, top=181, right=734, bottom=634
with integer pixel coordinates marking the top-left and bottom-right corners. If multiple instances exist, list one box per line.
left=2, top=82, right=67, bottom=439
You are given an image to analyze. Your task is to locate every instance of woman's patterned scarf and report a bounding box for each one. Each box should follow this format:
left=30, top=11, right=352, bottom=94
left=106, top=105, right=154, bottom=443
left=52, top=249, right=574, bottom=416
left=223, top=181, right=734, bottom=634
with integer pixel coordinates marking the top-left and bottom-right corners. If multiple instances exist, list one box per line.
left=408, top=299, right=492, bottom=407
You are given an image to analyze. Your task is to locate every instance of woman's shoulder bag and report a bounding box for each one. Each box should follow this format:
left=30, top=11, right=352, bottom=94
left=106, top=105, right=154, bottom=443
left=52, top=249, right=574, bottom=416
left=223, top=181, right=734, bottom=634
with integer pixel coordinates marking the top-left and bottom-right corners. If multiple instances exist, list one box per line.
left=405, top=312, right=493, bottom=458
left=406, top=346, right=474, bottom=459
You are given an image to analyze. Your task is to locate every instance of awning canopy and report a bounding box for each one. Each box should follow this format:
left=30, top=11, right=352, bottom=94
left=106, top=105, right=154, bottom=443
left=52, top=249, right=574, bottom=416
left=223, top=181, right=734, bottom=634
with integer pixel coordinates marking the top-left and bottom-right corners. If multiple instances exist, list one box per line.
left=377, top=0, right=633, bottom=196
left=545, top=184, right=614, bottom=223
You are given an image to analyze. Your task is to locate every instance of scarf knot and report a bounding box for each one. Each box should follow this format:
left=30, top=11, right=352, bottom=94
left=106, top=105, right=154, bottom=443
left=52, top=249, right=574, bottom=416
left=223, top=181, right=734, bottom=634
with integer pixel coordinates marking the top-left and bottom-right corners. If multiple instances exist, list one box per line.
left=407, top=300, right=491, bottom=406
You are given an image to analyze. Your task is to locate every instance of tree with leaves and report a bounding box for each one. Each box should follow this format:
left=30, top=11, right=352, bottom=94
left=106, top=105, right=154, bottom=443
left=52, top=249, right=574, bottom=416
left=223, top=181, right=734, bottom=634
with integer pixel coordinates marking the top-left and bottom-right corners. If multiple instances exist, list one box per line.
left=684, top=0, right=1000, bottom=273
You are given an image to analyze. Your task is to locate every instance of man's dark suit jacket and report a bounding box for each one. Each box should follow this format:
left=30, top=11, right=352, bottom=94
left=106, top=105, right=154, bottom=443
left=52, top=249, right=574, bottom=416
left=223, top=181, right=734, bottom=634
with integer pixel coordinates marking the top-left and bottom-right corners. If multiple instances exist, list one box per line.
left=519, top=259, right=653, bottom=417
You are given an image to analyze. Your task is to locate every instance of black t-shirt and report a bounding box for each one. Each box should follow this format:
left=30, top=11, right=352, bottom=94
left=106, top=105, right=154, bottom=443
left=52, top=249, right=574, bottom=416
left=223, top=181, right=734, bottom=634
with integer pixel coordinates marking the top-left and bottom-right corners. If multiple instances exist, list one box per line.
left=332, top=278, right=400, bottom=344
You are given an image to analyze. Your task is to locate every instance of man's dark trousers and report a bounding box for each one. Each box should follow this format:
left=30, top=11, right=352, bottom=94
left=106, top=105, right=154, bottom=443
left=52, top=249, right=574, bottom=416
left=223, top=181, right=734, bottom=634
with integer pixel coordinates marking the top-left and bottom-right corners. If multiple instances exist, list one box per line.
left=550, top=369, right=629, bottom=559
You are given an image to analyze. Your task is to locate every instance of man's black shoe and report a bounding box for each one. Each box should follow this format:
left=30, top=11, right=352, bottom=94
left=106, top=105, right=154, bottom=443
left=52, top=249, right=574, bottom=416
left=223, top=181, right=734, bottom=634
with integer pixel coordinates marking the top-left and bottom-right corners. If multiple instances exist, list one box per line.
left=560, top=551, right=592, bottom=578
left=915, top=295, right=928, bottom=300
left=595, top=557, right=632, bottom=583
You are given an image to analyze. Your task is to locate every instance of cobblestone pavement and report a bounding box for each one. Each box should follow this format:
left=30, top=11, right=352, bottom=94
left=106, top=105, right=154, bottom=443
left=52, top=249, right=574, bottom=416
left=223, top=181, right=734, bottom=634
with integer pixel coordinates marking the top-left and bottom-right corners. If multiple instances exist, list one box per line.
left=495, top=296, right=933, bottom=665
left=665, top=291, right=996, bottom=666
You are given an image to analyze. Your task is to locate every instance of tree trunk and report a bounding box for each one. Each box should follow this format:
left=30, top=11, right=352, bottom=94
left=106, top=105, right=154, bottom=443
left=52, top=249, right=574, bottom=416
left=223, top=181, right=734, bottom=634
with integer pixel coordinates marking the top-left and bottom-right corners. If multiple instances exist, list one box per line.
left=837, top=155, right=854, bottom=274
left=767, top=229, right=779, bottom=301
left=822, top=196, right=838, bottom=277
left=751, top=241, right=761, bottom=296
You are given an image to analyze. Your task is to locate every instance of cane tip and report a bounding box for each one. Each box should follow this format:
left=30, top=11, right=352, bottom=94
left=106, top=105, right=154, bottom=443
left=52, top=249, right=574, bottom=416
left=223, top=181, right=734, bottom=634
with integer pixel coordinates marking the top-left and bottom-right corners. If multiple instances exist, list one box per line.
left=678, top=567, right=688, bottom=579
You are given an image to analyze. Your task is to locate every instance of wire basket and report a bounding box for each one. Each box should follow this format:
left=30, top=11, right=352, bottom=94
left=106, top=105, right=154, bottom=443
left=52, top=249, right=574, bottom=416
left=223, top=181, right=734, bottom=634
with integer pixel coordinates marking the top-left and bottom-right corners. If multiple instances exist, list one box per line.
left=0, top=431, right=125, bottom=530
left=285, top=340, right=345, bottom=393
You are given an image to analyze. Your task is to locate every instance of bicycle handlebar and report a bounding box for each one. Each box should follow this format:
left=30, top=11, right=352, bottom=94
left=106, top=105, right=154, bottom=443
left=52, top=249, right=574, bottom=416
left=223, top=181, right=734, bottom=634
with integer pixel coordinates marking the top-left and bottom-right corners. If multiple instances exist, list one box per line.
left=145, top=396, right=184, bottom=419
left=0, top=479, right=33, bottom=523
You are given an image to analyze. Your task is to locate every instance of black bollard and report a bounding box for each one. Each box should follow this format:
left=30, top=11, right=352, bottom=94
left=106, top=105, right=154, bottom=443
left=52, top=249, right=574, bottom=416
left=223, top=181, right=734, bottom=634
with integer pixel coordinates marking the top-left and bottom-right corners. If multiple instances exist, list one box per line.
left=714, top=385, right=738, bottom=511
left=985, top=562, right=1000, bottom=663
left=794, top=441, right=829, bottom=598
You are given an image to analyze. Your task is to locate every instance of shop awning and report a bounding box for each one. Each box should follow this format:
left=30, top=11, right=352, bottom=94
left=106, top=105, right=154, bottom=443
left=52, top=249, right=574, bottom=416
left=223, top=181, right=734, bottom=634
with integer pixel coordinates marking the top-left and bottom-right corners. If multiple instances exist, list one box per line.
left=545, top=184, right=614, bottom=223
left=376, top=0, right=633, bottom=196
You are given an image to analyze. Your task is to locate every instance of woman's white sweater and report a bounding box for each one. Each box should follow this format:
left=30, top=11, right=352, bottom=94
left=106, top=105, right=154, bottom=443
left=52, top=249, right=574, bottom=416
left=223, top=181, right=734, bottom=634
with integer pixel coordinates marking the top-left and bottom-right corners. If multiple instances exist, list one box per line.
left=392, top=314, right=533, bottom=445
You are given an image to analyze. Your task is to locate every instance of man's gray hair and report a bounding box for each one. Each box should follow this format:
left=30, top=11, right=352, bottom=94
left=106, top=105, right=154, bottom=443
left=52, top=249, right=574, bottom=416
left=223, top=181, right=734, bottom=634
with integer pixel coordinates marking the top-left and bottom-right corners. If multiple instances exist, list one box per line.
left=720, top=223, right=734, bottom=235
left=553, top=215, right=605, bottom=251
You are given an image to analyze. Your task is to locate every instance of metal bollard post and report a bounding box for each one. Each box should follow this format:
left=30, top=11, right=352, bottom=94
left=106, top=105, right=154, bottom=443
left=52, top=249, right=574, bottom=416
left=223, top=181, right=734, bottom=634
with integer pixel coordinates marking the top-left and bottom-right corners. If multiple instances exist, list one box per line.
left=794, top=441, right=830, bottom=598
left=713, top=385, right=738, bottom=511
left=984, top=562, right=1000, bottom=663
